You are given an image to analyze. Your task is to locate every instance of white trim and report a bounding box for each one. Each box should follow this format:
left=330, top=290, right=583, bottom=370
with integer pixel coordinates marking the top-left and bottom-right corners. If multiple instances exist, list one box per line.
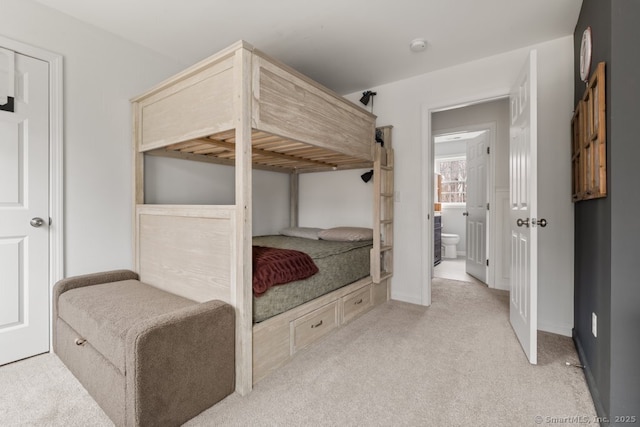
left=494, top=188, right=510, bottom=291
left=0, top=35, right=64, bottom=351
left=435, top=155, right=466, bottom=161
left=420, top=104, right=433, bottom=306
left=47, top=54, right=64, bottom=286
left=421, top=94, right=507, bottom=306
left=392, top=290, right=424, bottom=306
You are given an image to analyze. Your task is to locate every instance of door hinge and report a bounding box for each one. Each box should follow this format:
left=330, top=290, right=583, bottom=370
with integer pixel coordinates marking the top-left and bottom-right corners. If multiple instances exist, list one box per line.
left=487, top=146, right=490, bottom=154
left=486, top=259, right=489, bottom=266
left=49, top=217, right=52, bottom=226
left=486, top=203, right=490, bottom=210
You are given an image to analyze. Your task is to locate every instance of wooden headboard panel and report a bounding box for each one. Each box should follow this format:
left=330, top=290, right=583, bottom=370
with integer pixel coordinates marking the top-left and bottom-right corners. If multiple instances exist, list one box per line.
left=253, top=54, right=375, bottom=162
left=135, top=205, right=236, bottom=303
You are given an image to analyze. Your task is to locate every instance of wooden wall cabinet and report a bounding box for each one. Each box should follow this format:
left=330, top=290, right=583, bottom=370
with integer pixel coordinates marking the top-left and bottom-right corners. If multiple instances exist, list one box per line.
left=572, top=62, right=606, bottom=202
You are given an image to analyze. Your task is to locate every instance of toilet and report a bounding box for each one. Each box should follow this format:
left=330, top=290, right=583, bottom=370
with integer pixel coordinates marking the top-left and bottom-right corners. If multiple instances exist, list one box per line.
left=441, top=233, right=460, bottom=259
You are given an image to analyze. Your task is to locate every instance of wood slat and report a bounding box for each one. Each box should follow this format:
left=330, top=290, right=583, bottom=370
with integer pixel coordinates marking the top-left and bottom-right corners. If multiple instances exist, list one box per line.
left=162, top=128, right=372, bottom=172
left=198, top=137, right=338, bottom=168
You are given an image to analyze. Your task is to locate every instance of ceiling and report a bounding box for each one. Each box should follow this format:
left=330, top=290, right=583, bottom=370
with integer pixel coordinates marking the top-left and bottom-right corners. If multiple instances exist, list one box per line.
left=34, top=0, right=582, bottom=94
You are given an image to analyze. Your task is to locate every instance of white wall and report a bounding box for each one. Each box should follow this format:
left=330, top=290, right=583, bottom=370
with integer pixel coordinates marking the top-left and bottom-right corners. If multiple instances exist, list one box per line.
left=434, top=139, right=467, bottom=159
left=144, top=157, right=373, bottom=236
left=144, top=156, right=290, bottom=236
left=299, top=169, right=373, bottom=229
left=439, top=206, right=466, bottom=254
left=0, top=0, right=183, bottom=276
left=251, top=171, right=291, bottom=236
left=342, top=36, right=575, bottom=336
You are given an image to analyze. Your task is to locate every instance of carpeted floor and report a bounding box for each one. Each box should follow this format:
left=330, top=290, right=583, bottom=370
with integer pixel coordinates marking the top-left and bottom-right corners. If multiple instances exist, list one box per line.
left=0, top=278, right=596, bottom=426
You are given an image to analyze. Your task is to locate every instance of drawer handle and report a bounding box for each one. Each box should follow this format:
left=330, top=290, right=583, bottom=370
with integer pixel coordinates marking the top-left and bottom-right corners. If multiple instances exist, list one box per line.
left=75, top=338, right=86, bottom=346
left=311, top=320, right=323, bottom=329
left=354, top=298, right=363, bottom=305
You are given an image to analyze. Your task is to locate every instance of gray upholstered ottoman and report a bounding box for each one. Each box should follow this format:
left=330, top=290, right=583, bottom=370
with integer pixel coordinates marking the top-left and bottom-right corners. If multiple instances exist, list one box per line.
left=53, top=270, right=235, bottom=426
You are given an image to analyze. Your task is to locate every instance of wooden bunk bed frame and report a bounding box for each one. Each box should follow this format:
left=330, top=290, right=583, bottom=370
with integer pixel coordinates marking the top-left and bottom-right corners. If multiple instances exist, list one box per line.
left=131, top=41, right=394, bottom=395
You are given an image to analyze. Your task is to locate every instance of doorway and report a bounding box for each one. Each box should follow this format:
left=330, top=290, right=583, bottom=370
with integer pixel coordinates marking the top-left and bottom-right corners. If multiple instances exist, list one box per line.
left=429, top=98, right=510, bottom=290
left=0, top=36, right=63, bottom=365
left=433, top=128, right=490, bottom=285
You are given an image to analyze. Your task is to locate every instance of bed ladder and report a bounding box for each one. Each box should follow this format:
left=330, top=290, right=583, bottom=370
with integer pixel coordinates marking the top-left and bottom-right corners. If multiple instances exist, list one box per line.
left=372, top=126, right=394, bottom=284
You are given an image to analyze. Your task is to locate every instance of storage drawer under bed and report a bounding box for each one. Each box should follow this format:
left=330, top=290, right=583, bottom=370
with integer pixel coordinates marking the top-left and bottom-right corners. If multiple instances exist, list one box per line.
left=342, top=286, right=372, bottom=324
left=291, top=300, right=339, bottom=353
left=253, top=278, right=388, bottom=384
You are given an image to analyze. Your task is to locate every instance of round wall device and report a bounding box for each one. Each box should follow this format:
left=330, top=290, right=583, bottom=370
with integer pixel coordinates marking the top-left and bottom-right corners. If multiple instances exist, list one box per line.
left=579, top=27, right=592, bottom=82
left=410, top=38, right=427, bottom=52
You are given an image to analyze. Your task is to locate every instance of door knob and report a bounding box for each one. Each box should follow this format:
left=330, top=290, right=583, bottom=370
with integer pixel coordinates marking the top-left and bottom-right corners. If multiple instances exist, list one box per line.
left=516, top=218, right=530, bottom=228
left=534, top=218, right=548, bottom=227
left=30, top=217, right=45, bottom=228
left=462, top=212, right=469, bottom=216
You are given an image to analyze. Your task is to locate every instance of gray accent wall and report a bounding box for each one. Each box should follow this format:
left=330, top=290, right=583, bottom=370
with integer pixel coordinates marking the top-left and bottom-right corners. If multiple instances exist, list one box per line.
left=574, top=0, right=640, bottom=421
left=609, top=1, right=640, bottom=419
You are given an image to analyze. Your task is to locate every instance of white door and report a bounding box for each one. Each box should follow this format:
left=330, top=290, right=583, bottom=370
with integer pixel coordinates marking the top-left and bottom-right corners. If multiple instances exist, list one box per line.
left=465, top=132, right=488, bottom=283
left=0, top=50, right=50, bottom=365
left=509, top=50, right=538, bottom=364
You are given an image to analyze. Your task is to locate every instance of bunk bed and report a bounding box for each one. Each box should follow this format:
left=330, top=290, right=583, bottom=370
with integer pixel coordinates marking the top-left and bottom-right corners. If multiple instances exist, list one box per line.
left=130, top=41, right=394, bottom=395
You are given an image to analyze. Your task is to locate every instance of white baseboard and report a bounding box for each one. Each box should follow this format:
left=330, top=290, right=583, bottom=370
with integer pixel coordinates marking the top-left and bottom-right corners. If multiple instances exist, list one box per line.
left=494, top=279, right=509, bottom=291
left=390, top=291, right=424, bottom=306
left=538, top=321, right=572, bottom=337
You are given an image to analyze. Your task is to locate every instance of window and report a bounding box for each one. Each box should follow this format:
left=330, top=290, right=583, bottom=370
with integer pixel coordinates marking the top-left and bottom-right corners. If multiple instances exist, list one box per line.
left=436, top=157, right=466, bottom=203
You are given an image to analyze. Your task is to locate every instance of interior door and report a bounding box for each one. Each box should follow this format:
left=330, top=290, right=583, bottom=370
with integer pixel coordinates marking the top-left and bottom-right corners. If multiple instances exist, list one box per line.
left=509, top=50, right=538, bottom=364
left=0, top=49, right=50, bottom=365
left=465, top=132, right=488, bottom=283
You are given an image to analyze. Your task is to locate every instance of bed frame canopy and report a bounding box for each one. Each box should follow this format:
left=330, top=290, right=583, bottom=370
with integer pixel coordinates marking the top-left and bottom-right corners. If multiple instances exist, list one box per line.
left=131, top=40, right=393, bottom=395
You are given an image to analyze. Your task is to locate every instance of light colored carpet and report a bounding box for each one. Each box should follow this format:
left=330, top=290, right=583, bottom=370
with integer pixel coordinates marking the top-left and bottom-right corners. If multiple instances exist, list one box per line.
left=0, top=278, right=595, bottom=426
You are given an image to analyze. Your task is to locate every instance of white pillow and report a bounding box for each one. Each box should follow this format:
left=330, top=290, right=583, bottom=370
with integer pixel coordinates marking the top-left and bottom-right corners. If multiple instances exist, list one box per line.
left=280, top=227, right=324, bottom=240
left=318, top=227, right=374, bottom=242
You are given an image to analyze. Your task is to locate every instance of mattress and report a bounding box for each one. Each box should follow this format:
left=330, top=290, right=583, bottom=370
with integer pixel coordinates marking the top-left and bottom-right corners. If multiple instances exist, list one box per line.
left=252, top=235, right=372, bottom=323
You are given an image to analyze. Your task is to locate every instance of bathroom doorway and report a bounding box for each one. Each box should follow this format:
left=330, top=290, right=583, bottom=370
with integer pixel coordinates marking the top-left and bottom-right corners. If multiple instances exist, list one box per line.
left=433, top=128, right=489, bottom=285
left=431, top=98, right=510, bottom=290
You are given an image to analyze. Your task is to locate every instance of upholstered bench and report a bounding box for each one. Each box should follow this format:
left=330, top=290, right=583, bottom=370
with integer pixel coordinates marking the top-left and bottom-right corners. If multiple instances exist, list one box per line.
left=53, top=270, right=235, bottom=426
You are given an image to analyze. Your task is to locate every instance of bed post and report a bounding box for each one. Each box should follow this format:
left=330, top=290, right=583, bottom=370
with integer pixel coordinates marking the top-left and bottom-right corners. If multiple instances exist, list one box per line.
left=290, top=172, right=299, bottom=227
left=132, top=103, right=143, bottom=273
left=233, top=44, right=253, bottom=395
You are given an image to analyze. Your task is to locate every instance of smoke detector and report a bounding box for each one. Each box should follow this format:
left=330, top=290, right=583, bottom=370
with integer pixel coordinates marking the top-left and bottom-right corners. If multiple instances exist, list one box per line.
left=410, top=38, right=427, bottom=52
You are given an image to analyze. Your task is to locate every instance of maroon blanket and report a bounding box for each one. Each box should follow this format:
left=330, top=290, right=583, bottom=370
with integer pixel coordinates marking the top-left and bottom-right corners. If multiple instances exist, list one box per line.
left=253, top=246, right=319, bottom=296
